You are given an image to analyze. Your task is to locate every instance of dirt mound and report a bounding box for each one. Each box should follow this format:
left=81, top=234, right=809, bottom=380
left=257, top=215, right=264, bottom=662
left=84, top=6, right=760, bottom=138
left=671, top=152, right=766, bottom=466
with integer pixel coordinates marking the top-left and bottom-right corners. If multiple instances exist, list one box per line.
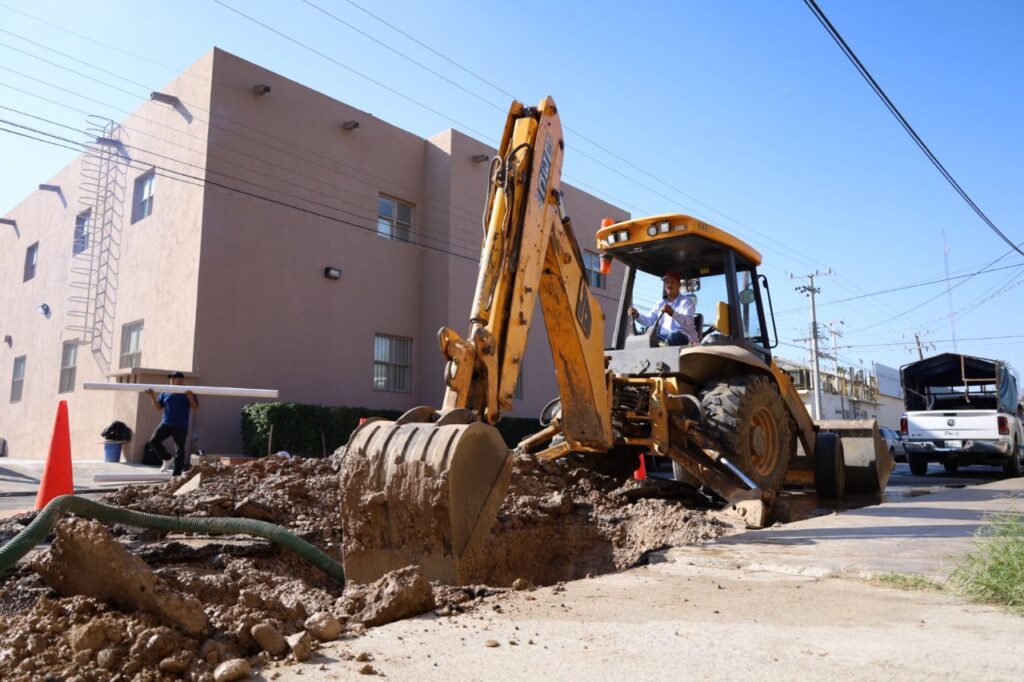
left=0, top=452, right=732, bottom=679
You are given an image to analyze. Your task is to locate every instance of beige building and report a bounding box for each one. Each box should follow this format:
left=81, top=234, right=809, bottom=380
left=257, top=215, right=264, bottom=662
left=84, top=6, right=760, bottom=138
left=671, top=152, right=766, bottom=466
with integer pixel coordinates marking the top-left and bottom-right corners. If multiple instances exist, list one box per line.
left=0, top=48, right=629, bottom=461
left=777, top=358, right=903, bottom=429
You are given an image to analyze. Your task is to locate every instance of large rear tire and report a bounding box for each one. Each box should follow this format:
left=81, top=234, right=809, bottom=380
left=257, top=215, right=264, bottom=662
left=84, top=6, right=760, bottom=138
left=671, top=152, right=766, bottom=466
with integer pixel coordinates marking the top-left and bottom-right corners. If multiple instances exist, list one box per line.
left=1002, top=439, right=1021, bottom=478
left=701, top=375, right=794, bottom=493
left=908, top=452, right=929, bottom=476
left=813, top=431, right=846, bottom=500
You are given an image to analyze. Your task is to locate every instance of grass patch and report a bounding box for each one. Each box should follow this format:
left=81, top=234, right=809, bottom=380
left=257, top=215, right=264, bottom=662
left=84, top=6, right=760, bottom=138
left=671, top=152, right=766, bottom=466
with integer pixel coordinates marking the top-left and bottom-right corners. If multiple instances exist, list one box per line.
left=871, top=572, right=943, bottom=592
left=951, top=512, right=1024, bottom=614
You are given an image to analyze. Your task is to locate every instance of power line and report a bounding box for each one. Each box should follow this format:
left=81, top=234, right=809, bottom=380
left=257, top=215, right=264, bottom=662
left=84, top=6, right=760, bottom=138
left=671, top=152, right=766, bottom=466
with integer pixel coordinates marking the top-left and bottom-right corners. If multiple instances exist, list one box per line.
left=1, top=118, right=627, bottom=305
left=775, top=257, right=1024, bottom=314
left=803, top=0, right=1022, bottom=257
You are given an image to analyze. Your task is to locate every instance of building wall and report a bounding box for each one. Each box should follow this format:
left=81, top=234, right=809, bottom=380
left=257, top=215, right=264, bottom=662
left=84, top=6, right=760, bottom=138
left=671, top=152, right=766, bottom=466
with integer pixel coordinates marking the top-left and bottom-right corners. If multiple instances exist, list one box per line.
left=0, top=51, right=214, bottom=460
left=1, top=47, right=629, bottom=459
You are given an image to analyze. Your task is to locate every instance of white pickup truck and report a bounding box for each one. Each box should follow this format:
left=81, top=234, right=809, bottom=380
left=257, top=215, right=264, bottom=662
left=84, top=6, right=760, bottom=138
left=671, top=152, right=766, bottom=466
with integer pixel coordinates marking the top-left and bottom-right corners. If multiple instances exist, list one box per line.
left=900, top=353, right=1023, bottom=477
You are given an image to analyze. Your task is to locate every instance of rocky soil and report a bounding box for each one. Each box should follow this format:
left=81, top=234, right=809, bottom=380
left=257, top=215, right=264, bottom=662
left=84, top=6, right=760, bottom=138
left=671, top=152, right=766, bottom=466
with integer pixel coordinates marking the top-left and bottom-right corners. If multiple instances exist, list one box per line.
left=0, top=452, right=733, bottom=680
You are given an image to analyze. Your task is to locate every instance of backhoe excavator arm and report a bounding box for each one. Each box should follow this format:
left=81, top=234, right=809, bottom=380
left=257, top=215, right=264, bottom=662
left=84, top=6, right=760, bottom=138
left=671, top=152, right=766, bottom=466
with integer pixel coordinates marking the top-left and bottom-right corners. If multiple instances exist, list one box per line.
left=439, top=98, right=613, bottom=452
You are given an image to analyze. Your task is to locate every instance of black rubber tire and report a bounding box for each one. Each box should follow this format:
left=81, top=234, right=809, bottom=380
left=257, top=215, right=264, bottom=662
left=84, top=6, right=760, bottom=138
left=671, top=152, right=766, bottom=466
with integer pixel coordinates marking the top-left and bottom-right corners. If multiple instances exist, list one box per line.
left=943, top=459, right=959, bottom=473
left=701, top=375, right=794, bottom=493
left=1002, top=439, right=1021, bottom=478
left=813, top=431, right=846, bottom=500
left=908, top=452, right=929, bottom=476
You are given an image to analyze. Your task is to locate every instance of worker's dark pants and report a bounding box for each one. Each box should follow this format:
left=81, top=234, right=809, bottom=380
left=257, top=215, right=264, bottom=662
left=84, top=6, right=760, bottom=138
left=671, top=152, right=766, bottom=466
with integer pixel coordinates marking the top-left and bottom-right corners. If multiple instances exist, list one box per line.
left=658, top=330, right=690, bottom=347
left=149, top=423, right=188, bottom=475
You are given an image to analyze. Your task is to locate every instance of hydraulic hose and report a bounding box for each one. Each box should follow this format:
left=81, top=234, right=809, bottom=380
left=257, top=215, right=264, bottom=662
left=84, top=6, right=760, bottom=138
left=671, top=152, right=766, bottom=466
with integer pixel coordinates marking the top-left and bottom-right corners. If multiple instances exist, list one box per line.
left=0, top=494, right=345, bottom=585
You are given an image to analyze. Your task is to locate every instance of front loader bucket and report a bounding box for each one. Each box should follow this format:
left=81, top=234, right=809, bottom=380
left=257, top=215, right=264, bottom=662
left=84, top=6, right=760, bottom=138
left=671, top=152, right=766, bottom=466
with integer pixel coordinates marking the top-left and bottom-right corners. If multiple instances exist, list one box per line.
left=817, top=419, right=893, bottom=495
left=338, top=413, right=511, bottom=585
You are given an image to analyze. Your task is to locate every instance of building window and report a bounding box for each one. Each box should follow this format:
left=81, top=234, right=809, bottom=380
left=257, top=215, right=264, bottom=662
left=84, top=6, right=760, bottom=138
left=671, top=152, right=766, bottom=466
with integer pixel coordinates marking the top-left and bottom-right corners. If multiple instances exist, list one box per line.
left=132, top=170, right=155, bottom=223
left=10, top=356, right=26, bottom=403
left=373, top=333, right=412, bottom=393
left=377, top=195, right=413, bottom=243
left=584, top=251, right=606, bottom=289
left=73, top=209, right=91, bottom=255
left=23, top=242, right=38, bottom=282
left=119, top=319, right=144, bottom=369
left=58, top=342, right=78, bottom=394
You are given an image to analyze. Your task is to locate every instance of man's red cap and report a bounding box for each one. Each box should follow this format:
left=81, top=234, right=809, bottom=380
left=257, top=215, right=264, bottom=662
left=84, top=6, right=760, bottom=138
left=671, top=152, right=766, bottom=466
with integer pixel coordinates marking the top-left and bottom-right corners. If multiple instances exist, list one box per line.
left=662, top=271, right=682, bottom=282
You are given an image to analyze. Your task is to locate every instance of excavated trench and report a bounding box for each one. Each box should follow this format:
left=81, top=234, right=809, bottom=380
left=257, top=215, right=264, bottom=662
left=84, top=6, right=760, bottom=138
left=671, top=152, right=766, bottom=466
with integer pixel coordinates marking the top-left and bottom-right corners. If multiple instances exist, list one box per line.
left=0, top=451, right=734, bottom=680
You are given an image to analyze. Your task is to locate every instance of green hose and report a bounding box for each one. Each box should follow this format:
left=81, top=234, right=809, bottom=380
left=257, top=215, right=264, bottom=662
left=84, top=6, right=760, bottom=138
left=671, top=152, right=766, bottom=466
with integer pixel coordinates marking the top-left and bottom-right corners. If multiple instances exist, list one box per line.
left=0, top=495, right=345, bottom=585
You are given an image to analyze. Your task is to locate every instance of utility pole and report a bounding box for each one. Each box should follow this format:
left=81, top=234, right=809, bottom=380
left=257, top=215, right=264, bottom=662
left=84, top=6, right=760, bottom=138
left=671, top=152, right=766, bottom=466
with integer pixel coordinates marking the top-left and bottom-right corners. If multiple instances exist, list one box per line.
left=792, top=270, right=830, bottom=420
left=914, top=332, right=924, bottom=360
left=825, top=320, right=845, bottom=418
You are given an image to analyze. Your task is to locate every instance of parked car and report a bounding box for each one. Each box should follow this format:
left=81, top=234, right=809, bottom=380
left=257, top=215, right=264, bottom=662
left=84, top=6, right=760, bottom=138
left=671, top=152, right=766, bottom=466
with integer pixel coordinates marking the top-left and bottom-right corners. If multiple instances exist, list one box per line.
left=879, top=427, right=907, bottom=463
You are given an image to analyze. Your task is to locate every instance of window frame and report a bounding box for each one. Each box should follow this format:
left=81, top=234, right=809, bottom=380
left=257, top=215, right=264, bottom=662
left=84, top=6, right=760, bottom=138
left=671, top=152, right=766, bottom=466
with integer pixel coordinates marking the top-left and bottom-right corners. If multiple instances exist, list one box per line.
left=583, top=250, right=606, bottom=289
left=373, top=333, right=413, bottom=393
left=131, top=169, right=155, bottom=224
left=58, top=342, right=79, bottom=394
left=10, top=355, right=26, bottom=403
left=23, top=242, right=39, bottom=282
left=119, top=319, right=144, bottom=369
left=377, top=194, right=414, bottom=243
left=73, top=209, right=91, bottom=255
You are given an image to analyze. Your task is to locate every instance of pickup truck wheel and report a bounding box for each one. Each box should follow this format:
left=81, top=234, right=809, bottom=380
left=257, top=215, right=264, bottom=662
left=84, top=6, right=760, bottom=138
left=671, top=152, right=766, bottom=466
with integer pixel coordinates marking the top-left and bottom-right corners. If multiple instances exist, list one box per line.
left=943, top=459, right=959, bottom=473
left=908, top=452, right=929, bottom=476
left=1002, top=438, right=1021, bottom=478
left=701, top=375, right=793, bottom=493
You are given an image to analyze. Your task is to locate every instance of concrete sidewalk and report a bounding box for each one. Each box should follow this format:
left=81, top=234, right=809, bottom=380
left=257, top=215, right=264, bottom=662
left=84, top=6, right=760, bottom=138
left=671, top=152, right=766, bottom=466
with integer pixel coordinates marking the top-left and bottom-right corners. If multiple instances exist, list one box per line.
left=661, top=476, right=1024, bottom=580
left=0, top=459, right=167, bottom=517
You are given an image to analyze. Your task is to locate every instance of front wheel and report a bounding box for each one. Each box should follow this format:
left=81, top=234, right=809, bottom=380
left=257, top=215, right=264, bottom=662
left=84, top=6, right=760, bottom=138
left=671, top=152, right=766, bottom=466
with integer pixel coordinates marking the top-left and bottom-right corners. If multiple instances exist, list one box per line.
left=813, top=432, right=846, bottom=500
left=908, top=452, right=929, bottom=476
left=701, top=375, right=794, bottom=493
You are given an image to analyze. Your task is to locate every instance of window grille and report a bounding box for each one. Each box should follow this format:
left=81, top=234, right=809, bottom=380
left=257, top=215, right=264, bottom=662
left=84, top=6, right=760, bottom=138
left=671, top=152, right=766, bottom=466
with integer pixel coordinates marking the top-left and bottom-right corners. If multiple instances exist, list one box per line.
left=132, top=170, right=155, bottom=223
left=10, top=356, right=26, bottom=403
left=377, top=195, right=413, bottom=243
left=58, top=342, right=78, bottom=394
left=119, top=319, right=144, bottom=369
left=373, top=333, right=412, bottom=392
left=73, top=210, right=91, bottom=255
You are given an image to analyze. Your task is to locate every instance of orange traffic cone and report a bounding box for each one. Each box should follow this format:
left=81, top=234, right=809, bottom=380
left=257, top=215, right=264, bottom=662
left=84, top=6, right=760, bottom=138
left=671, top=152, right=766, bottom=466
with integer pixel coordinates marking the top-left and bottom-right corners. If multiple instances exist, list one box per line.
left=633, top=452, right=647, bottom=480
left=35, top=400, right=74, bottom=509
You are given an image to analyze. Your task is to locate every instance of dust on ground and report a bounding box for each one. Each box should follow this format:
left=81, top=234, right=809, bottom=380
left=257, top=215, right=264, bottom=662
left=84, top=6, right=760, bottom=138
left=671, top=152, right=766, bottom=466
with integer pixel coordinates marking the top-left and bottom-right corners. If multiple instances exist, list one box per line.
left=0, top=451, right=733, bottom=680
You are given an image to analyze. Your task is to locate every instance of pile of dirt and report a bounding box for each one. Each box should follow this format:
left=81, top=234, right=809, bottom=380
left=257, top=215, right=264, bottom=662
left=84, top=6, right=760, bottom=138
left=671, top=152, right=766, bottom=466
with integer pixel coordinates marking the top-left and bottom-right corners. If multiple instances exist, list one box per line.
left=0, top=451, right=732, bottom=679
left=462, top=453, right=731, bottom=585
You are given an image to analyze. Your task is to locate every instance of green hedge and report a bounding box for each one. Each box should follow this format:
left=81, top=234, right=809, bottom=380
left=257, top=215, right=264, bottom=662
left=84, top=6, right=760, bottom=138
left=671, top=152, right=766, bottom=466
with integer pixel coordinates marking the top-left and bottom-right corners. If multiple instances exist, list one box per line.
left=240, top=402, right=542, bottom=457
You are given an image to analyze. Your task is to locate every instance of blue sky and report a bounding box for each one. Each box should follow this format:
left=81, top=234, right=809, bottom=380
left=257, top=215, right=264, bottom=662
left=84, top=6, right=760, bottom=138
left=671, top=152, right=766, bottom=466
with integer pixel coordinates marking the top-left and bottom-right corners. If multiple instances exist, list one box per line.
left=1, top=0, right=1022, bottom=386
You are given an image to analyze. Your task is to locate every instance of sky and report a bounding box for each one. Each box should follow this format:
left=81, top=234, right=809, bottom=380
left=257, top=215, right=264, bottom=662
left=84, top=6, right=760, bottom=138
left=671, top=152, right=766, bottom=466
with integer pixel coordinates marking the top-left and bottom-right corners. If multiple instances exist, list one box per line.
left=1, top=0, right=1022, bottom=389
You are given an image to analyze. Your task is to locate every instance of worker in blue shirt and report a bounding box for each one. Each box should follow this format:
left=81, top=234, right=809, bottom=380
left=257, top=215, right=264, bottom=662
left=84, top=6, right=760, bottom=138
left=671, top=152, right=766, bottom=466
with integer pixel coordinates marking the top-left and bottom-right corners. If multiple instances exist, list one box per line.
left=145, top=371, right=199, bottom=476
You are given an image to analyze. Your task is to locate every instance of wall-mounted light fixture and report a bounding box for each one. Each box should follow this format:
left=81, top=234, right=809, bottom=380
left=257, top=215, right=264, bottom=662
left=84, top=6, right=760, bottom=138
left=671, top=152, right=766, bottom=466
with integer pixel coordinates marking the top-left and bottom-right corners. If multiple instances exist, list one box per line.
left=37, top=303, right=51, bottom=318
left=323, top=266, right=342, bottom=280
left=471, top=154, right=490, bottom=164
left=3, top=335, right=11, bottom=347
left=341, top=120, right=360, bottom=132
left=252, top=83, right=272, bottom=95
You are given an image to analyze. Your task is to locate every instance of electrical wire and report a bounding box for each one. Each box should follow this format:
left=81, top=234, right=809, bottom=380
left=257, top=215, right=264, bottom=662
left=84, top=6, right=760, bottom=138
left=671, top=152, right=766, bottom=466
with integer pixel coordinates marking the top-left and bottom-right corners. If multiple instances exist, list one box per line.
left=803, top=0, right=1022, bottom=257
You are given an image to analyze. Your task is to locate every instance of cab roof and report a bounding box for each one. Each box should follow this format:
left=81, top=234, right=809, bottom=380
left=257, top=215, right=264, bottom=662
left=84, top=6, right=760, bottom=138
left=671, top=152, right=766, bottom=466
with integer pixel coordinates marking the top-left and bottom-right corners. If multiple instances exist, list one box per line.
left=596, top=214, right=762, bottom=277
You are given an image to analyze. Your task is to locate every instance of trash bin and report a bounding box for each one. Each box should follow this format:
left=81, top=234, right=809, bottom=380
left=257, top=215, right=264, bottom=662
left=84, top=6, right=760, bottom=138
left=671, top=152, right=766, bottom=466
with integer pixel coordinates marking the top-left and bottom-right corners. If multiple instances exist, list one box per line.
left=103, top=441, right=125, bottom=463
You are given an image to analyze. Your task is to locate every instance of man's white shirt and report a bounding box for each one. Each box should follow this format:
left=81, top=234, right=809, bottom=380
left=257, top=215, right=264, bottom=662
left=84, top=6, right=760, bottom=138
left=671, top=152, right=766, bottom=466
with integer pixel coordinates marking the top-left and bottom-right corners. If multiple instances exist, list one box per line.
left=636, top=293, right=697, bottom=343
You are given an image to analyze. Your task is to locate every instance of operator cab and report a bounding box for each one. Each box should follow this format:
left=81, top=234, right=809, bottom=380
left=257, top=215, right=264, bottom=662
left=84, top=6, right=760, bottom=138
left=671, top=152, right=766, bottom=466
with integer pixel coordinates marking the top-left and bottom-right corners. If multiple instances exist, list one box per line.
left=596, top=214, right=778, bottom=368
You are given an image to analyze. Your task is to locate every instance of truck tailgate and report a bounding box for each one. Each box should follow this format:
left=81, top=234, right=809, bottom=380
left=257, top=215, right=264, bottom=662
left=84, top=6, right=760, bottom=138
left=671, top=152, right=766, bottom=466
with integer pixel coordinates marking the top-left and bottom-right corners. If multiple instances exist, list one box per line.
left=906, top=410, right=999, bottom=444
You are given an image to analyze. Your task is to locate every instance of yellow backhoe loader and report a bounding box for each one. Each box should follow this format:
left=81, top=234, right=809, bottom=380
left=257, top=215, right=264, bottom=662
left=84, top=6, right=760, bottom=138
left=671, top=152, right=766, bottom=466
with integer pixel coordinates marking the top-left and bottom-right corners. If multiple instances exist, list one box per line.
left=339, top=97, right=892, bottom=585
